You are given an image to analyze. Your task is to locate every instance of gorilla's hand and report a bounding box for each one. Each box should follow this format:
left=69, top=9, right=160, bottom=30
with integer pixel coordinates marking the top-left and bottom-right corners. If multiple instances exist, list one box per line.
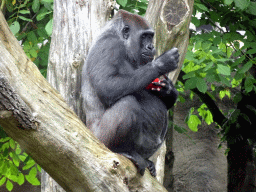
left=153, top=48, right=179, bottom=74
left=148, top=76, right=178, bottom=109
left=150, top=78, right=173, bottom=96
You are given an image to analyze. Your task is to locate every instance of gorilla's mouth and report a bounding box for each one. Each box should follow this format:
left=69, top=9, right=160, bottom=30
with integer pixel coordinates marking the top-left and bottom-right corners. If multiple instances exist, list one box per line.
left=141, top=53, right=154, bottom=61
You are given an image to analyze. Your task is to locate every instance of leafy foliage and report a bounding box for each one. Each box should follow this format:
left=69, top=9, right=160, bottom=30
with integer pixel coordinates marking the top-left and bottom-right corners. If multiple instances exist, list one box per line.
left=4, top=0, right=53, bottom=77
left=182, top=0, right=256, bottom=133
left=0, top=135, right=40, bottom=191
left=116, top=0, right=148, bottom=15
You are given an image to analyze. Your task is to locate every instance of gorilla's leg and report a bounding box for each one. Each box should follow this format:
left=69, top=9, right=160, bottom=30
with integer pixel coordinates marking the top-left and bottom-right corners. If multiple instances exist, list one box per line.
left=90, top=95, right=155, bottom=176
left=91, top=95, right=140, bottom=147
left=119, top=152, right=156, bottom=176
left=146, top=159, right=156, bottom=177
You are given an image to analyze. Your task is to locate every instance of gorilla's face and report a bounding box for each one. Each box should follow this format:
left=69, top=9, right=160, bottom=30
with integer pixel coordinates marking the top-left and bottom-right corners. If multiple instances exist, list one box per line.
left=139, top=31, right=155, bottom=65
left=118, top=11, right=155, bottom=68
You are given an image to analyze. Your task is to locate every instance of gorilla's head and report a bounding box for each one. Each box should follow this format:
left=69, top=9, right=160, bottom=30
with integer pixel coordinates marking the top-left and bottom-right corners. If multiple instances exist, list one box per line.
left=113, top=10, right=156, bottom=68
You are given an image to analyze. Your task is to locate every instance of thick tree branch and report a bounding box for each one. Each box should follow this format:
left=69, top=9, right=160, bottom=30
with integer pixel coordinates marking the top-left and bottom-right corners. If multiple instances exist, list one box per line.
left=0, top=77, right=37, bottom=130
left=0, top=10, right=167, bottom=192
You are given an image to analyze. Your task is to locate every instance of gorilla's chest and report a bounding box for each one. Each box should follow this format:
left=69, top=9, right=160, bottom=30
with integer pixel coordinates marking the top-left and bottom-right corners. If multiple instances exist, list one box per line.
left=133, top=90, right=167, bottom=115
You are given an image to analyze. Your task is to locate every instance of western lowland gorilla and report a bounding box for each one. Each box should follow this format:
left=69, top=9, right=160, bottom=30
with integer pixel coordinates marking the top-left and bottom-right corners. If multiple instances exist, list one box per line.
left=82, top=10, right=179, bottom=176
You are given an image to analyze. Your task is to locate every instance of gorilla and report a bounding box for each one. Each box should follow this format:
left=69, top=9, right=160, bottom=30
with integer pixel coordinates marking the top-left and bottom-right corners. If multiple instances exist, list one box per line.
left=82, top=10, right=179, bottom=176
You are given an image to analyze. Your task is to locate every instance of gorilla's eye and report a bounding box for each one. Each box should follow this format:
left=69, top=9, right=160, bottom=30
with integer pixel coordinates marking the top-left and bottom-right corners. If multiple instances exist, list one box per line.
left=123, top=26, right=130, bottom=33
left=122, top=25, right=130, bottom=39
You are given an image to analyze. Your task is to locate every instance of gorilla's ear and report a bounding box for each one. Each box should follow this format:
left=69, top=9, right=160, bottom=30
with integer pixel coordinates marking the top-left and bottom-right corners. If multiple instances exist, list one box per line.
left=122, top=25, right=130, bottom=39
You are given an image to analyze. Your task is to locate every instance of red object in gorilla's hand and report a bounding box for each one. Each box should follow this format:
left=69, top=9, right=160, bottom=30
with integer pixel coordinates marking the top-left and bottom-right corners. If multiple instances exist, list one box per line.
left=146, top=78, right=161, bottom=90
left=146, top=78, right=162, bottom=89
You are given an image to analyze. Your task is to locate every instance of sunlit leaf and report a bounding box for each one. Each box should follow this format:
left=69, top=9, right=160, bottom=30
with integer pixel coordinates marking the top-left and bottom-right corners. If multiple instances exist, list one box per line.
left=19, top=10, right=30, bottom=14
left=116, top=0, right=128, bottom=7
left=17, top=173, right=25, bottom=185
left=196, top=77, right=207, bottom=93
left=9, top=21, right=20, bottom=35
left=234, top=0, right=250, bottom=10
left=45, top=18, right=53, bottom=36
left=187, top=115, right=201, bottom=132
left=238, top=61, right=253, bottom=74
left=6, top=180, right=13, bottom=191
left=19, top=16, right=33, bottom=22
left=217, top=64, right=230, bottom=75
left=246, top=2, right=256, bottom=15
left=0, top=177, right=6, bottom=186
left=224, top=0, right=233, bottom=5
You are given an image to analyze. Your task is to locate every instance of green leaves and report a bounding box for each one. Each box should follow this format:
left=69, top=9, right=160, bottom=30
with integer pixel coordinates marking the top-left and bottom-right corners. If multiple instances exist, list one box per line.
left=217, top=64, right=230, bottom=76
left=183, top=0, right=256, bottom=147
left=196, top=77, right=207, bottom=93
left=19, top=10, right=30, bottom=14
left=191, top=17, right=200, bottom=27
left=238, top=61, right=253, bottom=74
left=246, top=2, right=256, bottom=15
left=6, top=180, right=13, bottom=191
left=224, top=0, right=233, bottom=5
left=194, top=3, right=209, bottom=12
left=234, top=0, right=250, bottom=10
left=174, top=125, right=188, bottom=134
left=45, top=18, right=53, bottom=36
left=185, top=104, right=214, bottom=132
left=0, top=177, right=6, bottom=186
left=0, top=136, right=41, bottom=190
left=247, top=48, right=256, bottom=55
left=224, top=0, right=253, bottom=11
left=186, top=107, right=201, bottom=132
left=32, top=0, right=40, bottom=12
left=245, top=76, right=256, bottom=93
left=185, top=77, right=197, bottom=90
left=184, top=76, right=207, bottom=93
left=198, top=104, right=214, bottom=125
left=37, top=9, right=53, bottom=21
left=25, top=167, right=40, bottom=185
left=9, top=21, right=20, bottom=35
left=18, top=15, right=33, bottom=22
left=5, top=0, right=52, bottom=78
left=219, top=89, right=231, bottom=99
left=187, top=115, right=201, bottom=132
left=115, top=0, right=148, bottom=15
left=116, top=0, right=128, bottom=7
left=17, top=173, right=25, bottom=185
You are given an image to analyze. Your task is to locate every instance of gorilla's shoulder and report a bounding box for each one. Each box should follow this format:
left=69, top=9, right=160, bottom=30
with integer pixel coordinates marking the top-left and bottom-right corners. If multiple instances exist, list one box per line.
left=91, top=34, right=126, bottom=55
left=98, top=34, right=123, bottom=47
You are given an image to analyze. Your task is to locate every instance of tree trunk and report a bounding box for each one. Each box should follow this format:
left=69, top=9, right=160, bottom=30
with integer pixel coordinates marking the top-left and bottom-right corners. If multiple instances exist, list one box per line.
left=172, top=94, right=228, bottom=191
left=145, top=0, right=194, bottom=187
left=0, top=9, right=167, bottom=192
left=41, top=0, right=113, bottom=190
left=227, top=141, right=255, bottom=192
left=227, top=90, right=256, bottom=191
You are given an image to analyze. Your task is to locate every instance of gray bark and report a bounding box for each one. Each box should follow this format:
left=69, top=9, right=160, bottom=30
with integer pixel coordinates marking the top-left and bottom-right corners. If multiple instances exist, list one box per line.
left=41, top=0, right=113, bottom=190
left=172, top=93, right=228, bottom=191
